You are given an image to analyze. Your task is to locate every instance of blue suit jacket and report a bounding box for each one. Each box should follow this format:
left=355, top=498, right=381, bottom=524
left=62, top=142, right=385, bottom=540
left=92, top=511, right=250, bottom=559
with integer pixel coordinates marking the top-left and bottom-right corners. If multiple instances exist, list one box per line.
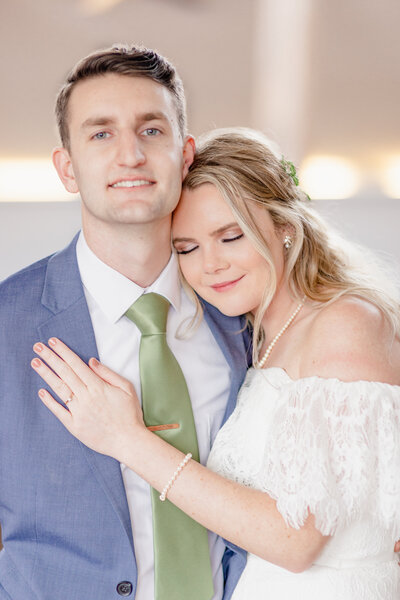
left=0, top=234, right=249, bottom=600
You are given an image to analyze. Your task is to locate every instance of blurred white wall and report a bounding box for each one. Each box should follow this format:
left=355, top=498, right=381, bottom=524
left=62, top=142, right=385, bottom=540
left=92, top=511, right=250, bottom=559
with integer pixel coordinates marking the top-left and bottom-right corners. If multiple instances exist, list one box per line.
left=1, top=195, right=399, bottom=283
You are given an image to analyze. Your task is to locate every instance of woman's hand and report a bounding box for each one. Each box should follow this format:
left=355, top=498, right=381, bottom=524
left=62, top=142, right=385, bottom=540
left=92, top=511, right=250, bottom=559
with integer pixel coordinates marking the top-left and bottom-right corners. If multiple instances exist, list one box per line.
left=31, top=337, right=145, bottom=461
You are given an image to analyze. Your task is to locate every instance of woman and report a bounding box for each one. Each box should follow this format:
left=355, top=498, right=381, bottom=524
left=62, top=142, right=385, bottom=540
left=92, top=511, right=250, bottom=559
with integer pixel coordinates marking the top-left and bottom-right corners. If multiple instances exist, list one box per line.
left=31, top=128, right=400, bottom=598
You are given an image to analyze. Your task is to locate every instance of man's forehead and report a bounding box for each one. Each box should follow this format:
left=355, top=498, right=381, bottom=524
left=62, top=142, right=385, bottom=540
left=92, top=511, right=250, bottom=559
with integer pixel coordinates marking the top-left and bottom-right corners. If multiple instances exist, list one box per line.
left=67, top=73, right=177, bottom=124
left=69, top=73, right=173, bottom=106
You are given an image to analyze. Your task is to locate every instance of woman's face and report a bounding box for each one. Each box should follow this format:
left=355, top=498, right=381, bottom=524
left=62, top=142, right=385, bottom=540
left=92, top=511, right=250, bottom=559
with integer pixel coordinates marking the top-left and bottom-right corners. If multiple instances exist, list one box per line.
left=172, top=183, right=286, bottom=317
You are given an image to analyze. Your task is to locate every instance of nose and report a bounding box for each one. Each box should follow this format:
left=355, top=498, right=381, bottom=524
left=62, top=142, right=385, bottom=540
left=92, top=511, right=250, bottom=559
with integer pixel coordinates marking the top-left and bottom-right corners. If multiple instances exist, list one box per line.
left=116, top=131, right=145, bottom=167
left=203, top=248, right=230, bottom=274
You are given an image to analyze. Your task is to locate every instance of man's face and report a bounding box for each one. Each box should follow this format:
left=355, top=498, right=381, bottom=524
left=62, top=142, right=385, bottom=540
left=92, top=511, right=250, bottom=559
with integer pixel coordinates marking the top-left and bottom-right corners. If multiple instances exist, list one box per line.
left=54, top=73, right=194, bottom=229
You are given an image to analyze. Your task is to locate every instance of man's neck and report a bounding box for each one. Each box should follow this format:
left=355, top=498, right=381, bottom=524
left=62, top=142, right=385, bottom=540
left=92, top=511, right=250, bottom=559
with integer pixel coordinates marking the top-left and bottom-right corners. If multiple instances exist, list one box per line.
left=82, top=218, right=173, bottom=287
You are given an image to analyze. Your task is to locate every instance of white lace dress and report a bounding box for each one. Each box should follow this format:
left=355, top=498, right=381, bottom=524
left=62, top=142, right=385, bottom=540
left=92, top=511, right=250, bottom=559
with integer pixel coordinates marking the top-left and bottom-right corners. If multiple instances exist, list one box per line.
left=207, top=367, right=400, bottom=599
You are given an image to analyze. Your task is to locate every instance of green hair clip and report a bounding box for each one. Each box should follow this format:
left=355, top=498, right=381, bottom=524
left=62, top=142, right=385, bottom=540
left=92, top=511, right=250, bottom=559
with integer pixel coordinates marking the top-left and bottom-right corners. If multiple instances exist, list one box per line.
left=280, top=157, right=299, bottom=186
left=281, top=157, right=311, bottom=201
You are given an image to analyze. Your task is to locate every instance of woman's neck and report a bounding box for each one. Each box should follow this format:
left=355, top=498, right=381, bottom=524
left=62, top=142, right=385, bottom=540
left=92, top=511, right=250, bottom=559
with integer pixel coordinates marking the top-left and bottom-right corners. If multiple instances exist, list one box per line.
left=259, top=284, right=301, bottom=343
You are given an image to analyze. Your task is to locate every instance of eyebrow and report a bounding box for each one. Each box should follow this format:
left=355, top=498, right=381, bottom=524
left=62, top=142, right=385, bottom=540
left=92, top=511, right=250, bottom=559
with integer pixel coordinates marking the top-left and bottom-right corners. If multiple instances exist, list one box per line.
left=213, top=222, right=240, bottom=235
left=139, top=111, right=170, bottom=124
left=172, top=222, right=240, bottom=243
left=81, top=111, right=170, bottom=130
left=81, top=117, right=115, bottom=130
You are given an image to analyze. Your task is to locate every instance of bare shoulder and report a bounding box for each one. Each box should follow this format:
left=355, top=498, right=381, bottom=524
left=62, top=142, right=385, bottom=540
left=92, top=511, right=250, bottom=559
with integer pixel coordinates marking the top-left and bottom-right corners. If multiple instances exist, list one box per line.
left=299, top=295, right=400, bottom=384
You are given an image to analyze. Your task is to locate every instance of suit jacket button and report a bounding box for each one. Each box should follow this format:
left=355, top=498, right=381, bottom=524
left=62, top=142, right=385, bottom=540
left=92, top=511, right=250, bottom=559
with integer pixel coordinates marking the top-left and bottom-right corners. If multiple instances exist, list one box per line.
left=116, top=581, right=133, bottom=596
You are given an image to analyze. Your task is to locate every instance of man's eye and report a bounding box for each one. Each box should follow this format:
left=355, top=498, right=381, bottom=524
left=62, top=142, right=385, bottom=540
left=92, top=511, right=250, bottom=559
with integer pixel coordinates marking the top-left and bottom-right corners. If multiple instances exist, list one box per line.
left=143, top=128, right=161, bottom=136
left=93, top=131, right=110, bottom=140
left=223, top=233, right=244, bottom=243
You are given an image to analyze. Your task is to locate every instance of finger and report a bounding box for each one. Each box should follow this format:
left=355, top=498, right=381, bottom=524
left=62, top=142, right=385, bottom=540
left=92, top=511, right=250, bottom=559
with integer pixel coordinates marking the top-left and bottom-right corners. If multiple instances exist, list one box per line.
left=31, top=357, right=75, bottom=405
left=47, top=338, right=102, bottom=388
left=33, top=342, right=87, bottom=395
left=38, top=388, right=73, bottom=428
left=395, top=540, right=400, bottom=553
left=89, top=358, right=134, bottom=394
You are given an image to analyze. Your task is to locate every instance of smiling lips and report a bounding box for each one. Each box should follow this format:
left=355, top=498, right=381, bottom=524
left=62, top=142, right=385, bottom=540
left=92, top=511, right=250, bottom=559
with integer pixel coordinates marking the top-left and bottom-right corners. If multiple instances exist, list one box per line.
left=210, top=275, right=245, bottom=292
left=110, top=179, right=154, bottom=188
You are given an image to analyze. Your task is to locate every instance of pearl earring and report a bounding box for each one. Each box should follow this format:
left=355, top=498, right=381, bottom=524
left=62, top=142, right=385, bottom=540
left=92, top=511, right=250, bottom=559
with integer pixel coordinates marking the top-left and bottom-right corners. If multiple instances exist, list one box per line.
left=283, top=235, right=293, bottom=249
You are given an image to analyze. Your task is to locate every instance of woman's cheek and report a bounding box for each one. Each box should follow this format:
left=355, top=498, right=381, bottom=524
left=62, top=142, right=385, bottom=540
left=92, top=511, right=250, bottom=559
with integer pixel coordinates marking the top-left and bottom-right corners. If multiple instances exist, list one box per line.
left=181, top=261, right=201, bottom=293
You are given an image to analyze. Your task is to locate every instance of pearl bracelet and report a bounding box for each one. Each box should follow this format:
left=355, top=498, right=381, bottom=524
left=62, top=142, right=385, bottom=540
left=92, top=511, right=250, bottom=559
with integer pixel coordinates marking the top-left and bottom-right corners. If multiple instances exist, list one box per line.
left=159, top=452, right=192, bottom=502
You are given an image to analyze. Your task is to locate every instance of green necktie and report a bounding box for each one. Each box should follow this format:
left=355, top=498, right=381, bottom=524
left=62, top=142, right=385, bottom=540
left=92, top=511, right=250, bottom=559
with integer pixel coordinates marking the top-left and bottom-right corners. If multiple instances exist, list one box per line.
left=125, top=293, right=214, bottom=600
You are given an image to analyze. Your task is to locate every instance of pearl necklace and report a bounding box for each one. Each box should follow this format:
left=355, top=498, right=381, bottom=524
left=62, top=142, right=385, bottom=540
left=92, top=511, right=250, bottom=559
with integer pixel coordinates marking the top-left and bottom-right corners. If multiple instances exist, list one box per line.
left=255, top=300, right=304, bottom=368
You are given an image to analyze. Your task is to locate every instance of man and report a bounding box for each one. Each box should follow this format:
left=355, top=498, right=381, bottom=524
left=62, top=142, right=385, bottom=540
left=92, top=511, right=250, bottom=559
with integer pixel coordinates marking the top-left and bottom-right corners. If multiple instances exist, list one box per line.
left=0, top=45, right=249, bottom=599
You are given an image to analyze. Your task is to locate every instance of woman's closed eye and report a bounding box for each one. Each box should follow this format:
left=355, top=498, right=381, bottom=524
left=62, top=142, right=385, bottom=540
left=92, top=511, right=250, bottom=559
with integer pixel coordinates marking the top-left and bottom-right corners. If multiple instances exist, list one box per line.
left=174, top=243, right=199, bottom=255
left=222, top=233, right=244, bottom=244
left=174, top=233, right=244, bottom=255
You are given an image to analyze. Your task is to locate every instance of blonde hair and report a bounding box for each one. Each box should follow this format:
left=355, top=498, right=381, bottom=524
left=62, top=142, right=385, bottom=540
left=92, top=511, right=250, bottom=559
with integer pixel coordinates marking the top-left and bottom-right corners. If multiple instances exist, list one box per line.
left=181, top=127, right=400, bottom=363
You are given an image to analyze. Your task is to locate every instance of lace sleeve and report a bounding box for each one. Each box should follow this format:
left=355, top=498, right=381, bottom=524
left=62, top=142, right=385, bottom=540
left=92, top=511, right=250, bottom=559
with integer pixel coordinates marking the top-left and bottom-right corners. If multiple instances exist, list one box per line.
left=256, top=376, right=400, bottom=536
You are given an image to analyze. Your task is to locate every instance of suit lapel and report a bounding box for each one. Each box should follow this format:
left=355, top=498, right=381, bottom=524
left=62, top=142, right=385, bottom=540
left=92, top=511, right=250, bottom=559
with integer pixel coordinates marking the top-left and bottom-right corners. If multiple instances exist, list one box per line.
left=202, top=299, right=250, bottom=424
left=37, top=234, right=134, bottom=551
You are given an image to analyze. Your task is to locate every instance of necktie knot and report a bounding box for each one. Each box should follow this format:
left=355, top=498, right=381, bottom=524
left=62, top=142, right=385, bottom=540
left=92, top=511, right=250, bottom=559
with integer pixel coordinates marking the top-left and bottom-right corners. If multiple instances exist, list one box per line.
left=125, top=292, right=170, bottom=335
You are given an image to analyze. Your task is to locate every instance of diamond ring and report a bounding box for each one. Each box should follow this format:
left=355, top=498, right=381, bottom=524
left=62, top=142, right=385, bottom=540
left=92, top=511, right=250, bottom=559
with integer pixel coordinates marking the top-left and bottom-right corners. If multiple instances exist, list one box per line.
left=65, top=393, right=74, bottom=405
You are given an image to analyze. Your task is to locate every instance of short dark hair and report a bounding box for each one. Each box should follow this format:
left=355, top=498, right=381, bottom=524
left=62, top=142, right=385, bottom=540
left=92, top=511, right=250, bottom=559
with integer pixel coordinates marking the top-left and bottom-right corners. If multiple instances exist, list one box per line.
left=55, top=44, right=187, bottom=150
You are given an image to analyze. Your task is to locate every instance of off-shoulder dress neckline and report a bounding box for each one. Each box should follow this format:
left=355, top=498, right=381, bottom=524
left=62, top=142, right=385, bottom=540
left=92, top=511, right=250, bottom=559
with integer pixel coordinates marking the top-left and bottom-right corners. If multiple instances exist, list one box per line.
left=249, top=366, right=400, bottom=390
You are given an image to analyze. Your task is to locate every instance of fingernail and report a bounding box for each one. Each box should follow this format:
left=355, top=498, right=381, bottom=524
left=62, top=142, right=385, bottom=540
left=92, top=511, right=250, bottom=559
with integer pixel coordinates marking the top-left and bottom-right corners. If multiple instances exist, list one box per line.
left=90, top=358, right=99, bottom=367
left=31, top=358, right=42, bottom=368
left=48, top=338, right=57, bottom=347
left=38, top=389, right=45, bottom=398
left=33, top=343, right=43, bottom=353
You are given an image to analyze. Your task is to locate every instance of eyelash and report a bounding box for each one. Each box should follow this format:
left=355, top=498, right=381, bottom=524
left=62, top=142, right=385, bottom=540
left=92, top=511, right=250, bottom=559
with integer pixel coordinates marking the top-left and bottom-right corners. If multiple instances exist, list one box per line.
left=223, top=233, right=243, bottom=243
left=175, top=233, right=244, bottom=255
left=175, top=246, right=198, bottom=255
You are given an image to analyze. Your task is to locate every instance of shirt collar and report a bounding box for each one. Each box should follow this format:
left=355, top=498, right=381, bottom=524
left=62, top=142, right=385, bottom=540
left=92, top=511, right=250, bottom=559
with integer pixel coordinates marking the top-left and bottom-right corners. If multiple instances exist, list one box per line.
left=76, top=231, right=181, bottom=324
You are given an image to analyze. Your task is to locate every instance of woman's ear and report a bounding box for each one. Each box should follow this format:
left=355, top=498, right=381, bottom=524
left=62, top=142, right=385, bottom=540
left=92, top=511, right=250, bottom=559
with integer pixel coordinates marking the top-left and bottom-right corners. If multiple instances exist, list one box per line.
left=52, top=147, right=79, bottom=194
left=181, top=136, right=196, bottom=180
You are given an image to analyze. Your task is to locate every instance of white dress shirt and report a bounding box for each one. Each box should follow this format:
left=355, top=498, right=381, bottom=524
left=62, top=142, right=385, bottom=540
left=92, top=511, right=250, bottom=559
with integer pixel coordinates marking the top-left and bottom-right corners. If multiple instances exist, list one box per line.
left=76, top=232, right=230, bottom=600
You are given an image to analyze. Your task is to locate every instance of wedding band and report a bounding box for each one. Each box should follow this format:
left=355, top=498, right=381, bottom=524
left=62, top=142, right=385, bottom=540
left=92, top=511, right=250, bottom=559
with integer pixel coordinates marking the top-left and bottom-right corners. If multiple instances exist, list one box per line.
left=65, top=393, right=74, bottom=405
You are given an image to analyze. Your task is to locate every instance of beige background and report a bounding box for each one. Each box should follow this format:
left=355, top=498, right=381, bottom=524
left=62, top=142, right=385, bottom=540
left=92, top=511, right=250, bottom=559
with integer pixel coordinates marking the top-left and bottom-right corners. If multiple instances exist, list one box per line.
left=1, top=0, right=399, bottom=158
left=0, top=0, right=399, bottom=281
